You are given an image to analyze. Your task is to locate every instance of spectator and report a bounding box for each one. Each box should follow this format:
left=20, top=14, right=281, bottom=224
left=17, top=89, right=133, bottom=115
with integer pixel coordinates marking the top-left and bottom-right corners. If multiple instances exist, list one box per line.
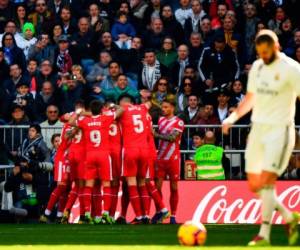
left=1, top=32, right=26, bottom=71
left=294, top=46, right=300, bottom=63
left=40, top=105, right=63, bottom=149
left=28, top=32, right=55, bottom=65
left=49, top=133, right=60, bottom=165
left=198, top=35, right=240, bottom=91
left=19, top=22, right=37, bottom=60
left=171, top=44, right=192, bottom=89
left=151, top=76, right=175, bottom=109
left=268, top=6, right=286, bottom=35
left=200, top=17, right=215, bottom=46
left=188, top=32, right=204, bottom=66
left=88, top=3, right=110, bottom=36
left=130, top=0, right=148, bottom=26
left=3, top=63, right=30, bottom=98
left=196, top=102, right=220, bottom=126
left=156, top=37, right=178, bottom=70
left=28, top=0, right=54, bottom=35
left=27, top=59, right=39, bottom=98
left=211, top=2, right=228, bottom=30
left=55, top=35, right=73, bottom=75
left=0, top=0, right=15, bottom=33
left=95, top=73, right=139, bottom=102
left=175, top=0, right=192, bottom=27
left=11, top=82, right=35, bottom=122
left=179, top=94, right=202, bottom=125
left=6, top=105, right=30, bottom=154
left=256, top=0, right=277, bottom=24
left=47, top=0, right=69, bottom=21
left=59, top=5, right=77, bottom=36
left=34, top=81, right=58, bottom=122
left=138, top=49, right=168, bottom=91
left=187, top=131, right=204, bottom=160
left=96, top=32, right=120, bottom=61
left=15, top=5, right=28, bottom=33
left=184, top=0, right=207, bottom=40
left=229, top=79, right=245, bottom=107
left=194, top=130, right=226, bottom=180
left=111, top=12, right=136, bottom=49
left=284, top=29, right=300, bottom=57
left=142, top=17, right=165, bottom=51
left=160, top=4, right=185, bottom=46
left=176, top=76, right=197, bottom=112
left=51, top=24, right=63, bottom=46
left=86, top=51, right=112, bottom=85
left=69, top=17, right=94, bottom=69
left=215, top=89, right=231, bottom=123
left=0, top=20, right=23, bottom=47
left=278, top=18, right=294, bottom=50
left=36, top=59, right=58, bottom=92
left=144, top=0, right=162, bottom=28
left=0, top=47, right=10, bottom=83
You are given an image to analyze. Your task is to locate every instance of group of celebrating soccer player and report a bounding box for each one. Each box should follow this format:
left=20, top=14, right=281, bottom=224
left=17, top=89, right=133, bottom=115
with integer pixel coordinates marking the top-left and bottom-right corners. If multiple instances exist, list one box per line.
left=39, top=93, right=184, bottom=225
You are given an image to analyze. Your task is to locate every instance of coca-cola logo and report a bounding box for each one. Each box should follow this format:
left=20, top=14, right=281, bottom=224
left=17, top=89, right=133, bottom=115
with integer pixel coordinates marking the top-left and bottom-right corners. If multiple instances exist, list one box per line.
left=192, top=185, right=300, bottom=224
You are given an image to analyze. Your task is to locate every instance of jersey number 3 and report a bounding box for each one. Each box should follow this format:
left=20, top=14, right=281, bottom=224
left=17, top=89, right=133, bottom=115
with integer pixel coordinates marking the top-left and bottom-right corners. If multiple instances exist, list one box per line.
left=132, top=114, right=144, bottom=133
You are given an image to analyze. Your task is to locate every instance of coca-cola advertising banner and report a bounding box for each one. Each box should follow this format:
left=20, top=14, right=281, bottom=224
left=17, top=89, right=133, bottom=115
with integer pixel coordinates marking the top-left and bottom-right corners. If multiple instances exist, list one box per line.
left=70, top=181, right=300, bottom=224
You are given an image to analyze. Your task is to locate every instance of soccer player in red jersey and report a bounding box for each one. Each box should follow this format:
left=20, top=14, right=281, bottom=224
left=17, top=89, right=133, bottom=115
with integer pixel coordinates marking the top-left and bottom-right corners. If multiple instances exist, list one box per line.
left=154, top=99, right=184, bottom=224
left=61, top=101, right=87, bottom=223
left=118, top=94, right=151, bottom=224
left=40, top=120, right=72, bottom=223
left=145, top=113, right=170, bottom=224
left=69, top=100, right=123, bottom=224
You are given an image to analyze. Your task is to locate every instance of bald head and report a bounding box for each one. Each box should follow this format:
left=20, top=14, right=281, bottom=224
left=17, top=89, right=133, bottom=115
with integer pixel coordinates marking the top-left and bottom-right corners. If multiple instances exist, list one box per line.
left=178, top=44, right=189, bottom=60
left=204, top=130, right=215, bottom=144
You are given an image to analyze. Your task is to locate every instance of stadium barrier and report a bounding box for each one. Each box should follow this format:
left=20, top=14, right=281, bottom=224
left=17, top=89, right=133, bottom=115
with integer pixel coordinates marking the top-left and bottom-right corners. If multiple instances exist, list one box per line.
left=0, top=125, right=299, bottom=180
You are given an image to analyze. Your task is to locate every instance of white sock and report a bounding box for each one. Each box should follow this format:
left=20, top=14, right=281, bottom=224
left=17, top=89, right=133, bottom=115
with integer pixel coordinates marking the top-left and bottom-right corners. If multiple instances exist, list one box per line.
left=161, top=208, right=168, bottom=213
left=45, top=209, right=51, bottom=216
left=258, top=186, right=276, bottom=241
left=57, top=211, right=63, bottom=218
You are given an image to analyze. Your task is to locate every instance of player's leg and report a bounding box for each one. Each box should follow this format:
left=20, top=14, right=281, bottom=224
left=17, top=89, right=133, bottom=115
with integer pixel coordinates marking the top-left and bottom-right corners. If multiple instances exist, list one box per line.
left=169, top=159, right=180, bottom=224
left=61, top=181, right=79, bottom=224
left=78, top=179, right=86, bottom=221
left=138, top=178, right=151, bottom=223
left=110, top=178, right=120, bottom=218
left=116, top=179, right=129, bottom=224
left=91, top=180, right=102, bottom=223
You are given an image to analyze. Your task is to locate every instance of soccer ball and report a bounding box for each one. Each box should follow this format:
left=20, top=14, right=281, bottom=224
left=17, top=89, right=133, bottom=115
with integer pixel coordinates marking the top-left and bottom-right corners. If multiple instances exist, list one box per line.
left=177, top=221, right=207, bottom=246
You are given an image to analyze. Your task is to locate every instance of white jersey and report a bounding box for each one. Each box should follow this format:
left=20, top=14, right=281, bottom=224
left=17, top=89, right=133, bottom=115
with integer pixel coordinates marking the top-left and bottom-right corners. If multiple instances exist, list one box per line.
left=247, top=53, right=300, bottom=125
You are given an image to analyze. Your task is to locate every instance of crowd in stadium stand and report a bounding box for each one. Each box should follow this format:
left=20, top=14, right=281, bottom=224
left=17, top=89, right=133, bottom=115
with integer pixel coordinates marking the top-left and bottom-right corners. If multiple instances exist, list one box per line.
left=0, top=0, right=300, bottom=222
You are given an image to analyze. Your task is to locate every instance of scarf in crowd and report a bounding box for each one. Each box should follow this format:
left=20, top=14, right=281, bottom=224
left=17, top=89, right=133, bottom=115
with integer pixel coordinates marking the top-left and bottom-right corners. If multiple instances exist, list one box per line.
left=56, top=50, right=72, bottom=74
left=3, top=47, right=13, bottom=65
left=191, top=13, right=200, bottom=32
left=178, top=58, right=189, bottom=86
left=142, top=60, right=161, bottom=90
left=19, top=135, right=44, bottom=162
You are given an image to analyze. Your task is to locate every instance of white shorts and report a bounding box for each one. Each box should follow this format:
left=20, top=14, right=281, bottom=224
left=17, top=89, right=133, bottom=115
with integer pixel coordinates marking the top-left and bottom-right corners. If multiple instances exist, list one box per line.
left=245, top=123, right=295, bottom=176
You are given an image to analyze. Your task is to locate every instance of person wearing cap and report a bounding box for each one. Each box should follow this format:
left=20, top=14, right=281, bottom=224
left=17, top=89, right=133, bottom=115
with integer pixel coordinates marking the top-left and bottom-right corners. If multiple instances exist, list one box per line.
left=55, top=34, right=73, bottom=75
left=198, top=33, right=240, bottom=92
left=19, top=22, right=37, bottom=60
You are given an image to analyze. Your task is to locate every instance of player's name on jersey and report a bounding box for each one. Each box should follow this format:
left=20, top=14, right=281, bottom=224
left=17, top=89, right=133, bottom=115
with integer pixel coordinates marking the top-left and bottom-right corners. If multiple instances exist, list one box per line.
left=87, top=121, right=102, bottom=126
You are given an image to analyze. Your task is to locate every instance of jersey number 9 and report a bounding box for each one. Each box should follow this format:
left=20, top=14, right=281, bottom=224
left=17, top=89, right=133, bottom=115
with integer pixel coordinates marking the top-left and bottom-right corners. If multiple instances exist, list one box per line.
left=90, top=130, right=101, bottom=147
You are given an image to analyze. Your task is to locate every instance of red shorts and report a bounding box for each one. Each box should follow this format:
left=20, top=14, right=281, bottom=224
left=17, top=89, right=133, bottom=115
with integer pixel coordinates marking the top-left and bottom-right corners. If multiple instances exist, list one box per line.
left=121, top=147, right=148, bottom=178
left=68, top=149, right=86, bottom=180
left=110, top=148, right=121, bottom=179
left=54, top=158, right=70, bottom=182
left=85, top=150, right=112, bottom=181
left=156, top=158, right=181, bottom=181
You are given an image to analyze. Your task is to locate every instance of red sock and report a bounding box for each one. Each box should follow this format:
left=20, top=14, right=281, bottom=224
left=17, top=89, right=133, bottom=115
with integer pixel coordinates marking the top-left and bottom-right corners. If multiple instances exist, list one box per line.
left=170, top=189, right=179, bottom=216
left=121, top=182, right=129, bottom=218
left=128, top=185, right=142, bottom=218
left=83, top=186, right=93, bottom=214
left=103, top=186, right=112, bottom=213
left=78, top=186, right=85, bottom=216
left=64, top=185, right=78, bottom=212
left=46, top=185, right=67, bottom=213
left=58, top=193, right=68, bottom=215
left=146, top=181, right=165, bottom=211
left=109, top=185, right=119, bottom=217
left=92, top=185, right=102, bottom=217
left=139, top=185, right=151, bottom=217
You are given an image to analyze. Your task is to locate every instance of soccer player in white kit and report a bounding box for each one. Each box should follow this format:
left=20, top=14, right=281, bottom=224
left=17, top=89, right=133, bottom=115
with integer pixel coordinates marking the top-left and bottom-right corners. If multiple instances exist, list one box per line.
left=223, top=30, right=300, bottom=246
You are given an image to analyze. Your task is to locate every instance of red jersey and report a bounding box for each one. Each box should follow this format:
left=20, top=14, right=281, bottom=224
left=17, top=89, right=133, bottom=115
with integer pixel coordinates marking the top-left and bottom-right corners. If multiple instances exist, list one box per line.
left=146, top=113, right=157, bottom=157
left=69, top=128, right=85, bottom=152
left=77, top=112, right=116, bottom=151
left=119, top=104, right=149, bottom=148
left=157, top=116, right=184, bottom=161
left=56, top=123, right=72, bottom=159
left=109, top=121, right=122, bottom=150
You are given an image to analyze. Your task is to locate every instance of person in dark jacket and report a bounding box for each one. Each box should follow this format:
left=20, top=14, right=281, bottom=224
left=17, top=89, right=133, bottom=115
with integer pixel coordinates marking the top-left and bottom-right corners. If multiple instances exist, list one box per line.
left=111, top=11, right=136, bottom=42
left=36, top=59, right=58, bottom=92
left=1, top=32, right=26, bottom=72
left=188, top=32, right=204, bottom=66
left=198, top=35, right=240, bottom=92
left=142, top=17, right=166, bottom=51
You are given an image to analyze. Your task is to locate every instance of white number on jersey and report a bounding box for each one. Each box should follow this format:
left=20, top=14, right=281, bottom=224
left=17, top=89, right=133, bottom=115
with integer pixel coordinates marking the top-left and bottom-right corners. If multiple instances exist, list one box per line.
left=73, top=130, right=82, bottom=143
left=109, top=124, right=118, bottom=136
left=90, top=130, right=101, bottom=147
left=132, top=114, right=144, bottom=133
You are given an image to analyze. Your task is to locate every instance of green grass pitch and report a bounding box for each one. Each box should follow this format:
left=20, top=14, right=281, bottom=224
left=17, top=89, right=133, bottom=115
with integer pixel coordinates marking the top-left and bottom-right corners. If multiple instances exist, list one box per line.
left=0, top=224, right=298, bottom=250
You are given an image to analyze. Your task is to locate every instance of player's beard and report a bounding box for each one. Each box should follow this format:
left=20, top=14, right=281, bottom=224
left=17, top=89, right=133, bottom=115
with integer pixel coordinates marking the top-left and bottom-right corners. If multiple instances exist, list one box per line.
left=263, top=51, right=277, bottom=65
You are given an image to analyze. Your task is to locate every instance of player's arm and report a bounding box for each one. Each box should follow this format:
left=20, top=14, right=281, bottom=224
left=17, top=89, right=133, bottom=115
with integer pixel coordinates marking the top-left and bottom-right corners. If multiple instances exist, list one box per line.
left=68, top=108, right=83, bottom=127
left=109, top=103, right=124, bottom=118
left=65, top=127, right=79, bottom=139
left=222, top=92, right=255, bottom=134
left=154, top=129, right=181, bottom=142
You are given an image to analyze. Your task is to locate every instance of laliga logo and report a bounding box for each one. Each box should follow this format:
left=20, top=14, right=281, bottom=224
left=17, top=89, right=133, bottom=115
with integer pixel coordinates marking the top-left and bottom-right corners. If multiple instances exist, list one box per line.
left=192, top=185, right=300, bottom=224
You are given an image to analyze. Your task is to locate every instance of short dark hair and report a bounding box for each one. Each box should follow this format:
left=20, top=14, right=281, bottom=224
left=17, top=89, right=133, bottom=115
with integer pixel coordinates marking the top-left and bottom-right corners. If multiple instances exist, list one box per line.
left=108, top=61, right=120, bottom=67
left=51, top=133, right=61, bottom=144
left=118, top=94, right=136, bottom=104
left=89, top=100, right=103, bottom=115
left=162, top=98, right=176, bottom=107
left=255, top=30, right=278, bottom=45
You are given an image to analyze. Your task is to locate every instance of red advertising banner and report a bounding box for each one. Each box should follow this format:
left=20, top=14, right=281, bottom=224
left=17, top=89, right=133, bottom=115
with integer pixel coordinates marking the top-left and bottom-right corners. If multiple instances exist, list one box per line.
left=70, top=181, right=300, bottom=224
